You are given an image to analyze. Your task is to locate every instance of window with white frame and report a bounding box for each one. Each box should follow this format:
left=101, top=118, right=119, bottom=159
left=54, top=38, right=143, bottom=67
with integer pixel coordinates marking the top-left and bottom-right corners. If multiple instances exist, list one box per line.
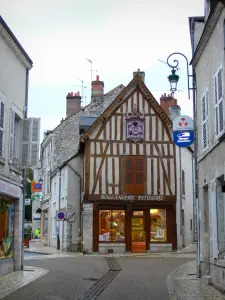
left=9, top=109, right=22, bottom=165
left=214, top=66, right=224, bottom=137
left=201, top=90, right=210, bottom=149
left=0, top=101, right=4, bottom=156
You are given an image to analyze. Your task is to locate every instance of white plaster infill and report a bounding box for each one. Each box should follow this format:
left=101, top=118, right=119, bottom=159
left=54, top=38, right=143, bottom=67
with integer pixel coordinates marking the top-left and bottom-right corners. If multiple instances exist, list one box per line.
left=0, top=266, right=48, bottom=299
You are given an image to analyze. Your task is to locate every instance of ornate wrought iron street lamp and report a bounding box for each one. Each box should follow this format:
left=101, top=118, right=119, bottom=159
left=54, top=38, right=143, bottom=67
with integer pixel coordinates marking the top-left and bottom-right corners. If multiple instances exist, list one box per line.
left=166, top=52, right=200, bottom=278
left=168, top=68, right=179, bottom=94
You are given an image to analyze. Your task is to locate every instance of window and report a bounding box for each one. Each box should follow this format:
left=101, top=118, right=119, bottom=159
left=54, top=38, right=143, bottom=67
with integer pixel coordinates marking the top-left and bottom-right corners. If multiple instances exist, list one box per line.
left=0, top=199, right=14, bottom=259
left=99, top=210, right=125, bottom=242
left=214, top=66, right=224, bottom=136
left=123, top=156, right=146, bottom=194
left=0, top=101, right=4, bottom=156
left=182, top=170, right=185, bottom=196
left=201, top=90, right=209, bottom=149
left=150, top=209, right=167, bottom=242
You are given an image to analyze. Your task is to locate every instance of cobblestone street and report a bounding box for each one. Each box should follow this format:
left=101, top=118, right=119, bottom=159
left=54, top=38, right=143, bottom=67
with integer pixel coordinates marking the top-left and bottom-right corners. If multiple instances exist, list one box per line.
left=1, top=254, right=225, bottom=300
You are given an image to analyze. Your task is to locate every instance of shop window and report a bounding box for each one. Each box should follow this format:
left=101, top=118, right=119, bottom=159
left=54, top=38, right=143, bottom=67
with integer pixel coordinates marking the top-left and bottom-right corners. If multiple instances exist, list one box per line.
left=150, top=209, right=167, bottom=242
left=122, top=156, right=146, bottom=194
left=99, top=210, right=125, bottom=242
left=0, top=199, right=14, bottom=259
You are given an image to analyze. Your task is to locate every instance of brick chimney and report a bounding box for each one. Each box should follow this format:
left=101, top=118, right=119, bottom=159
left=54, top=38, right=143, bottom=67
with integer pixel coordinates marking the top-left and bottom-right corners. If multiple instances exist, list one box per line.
left=160, top=93, right=177, bottom=115
left=91, top=75, right=104, bottom=104
left=66, top=91, right=81, bottom=117
left=133, top=68, right=145, bottom=82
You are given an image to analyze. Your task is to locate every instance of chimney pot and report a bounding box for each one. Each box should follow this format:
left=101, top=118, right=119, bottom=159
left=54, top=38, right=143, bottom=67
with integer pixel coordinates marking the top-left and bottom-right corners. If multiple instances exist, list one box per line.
left=66, top=91, right=82, bottom=117
left=96, top=75, right=99, bottom=81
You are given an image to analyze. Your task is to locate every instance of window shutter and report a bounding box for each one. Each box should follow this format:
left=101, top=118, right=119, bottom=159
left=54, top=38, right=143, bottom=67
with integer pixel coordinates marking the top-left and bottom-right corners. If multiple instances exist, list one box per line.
left=124, top=158, right=134, bottom=194
left=22, top=118, right=40, bottom=168
left=31, top=118, right=40, bottom=167
left=123, top=156, right=145, bottom=194
left=0, top=102, right=4, bottom=156
left=202, top=91, right=210, bottom=149
left=214, top=67, right=224, bottom=136
left=135, top=158, right=145, bottom=194
left=9, top=108, right=15, bottom=162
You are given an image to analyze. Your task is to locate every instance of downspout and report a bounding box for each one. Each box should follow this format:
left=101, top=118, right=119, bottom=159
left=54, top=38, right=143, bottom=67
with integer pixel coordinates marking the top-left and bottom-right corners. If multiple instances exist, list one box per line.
left=66, top=162, right=82, bottom=252
left=190, top=17, right=196, bottom=244
left=21, top=68, right=29, bottom=270
left=190, top=17, right=200, bottom=277
left=57, top=168, right=61, bottom=250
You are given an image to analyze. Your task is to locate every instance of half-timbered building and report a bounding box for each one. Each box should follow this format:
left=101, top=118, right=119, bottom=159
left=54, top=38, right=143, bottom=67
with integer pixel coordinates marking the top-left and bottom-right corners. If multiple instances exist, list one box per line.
left=81, top=72, right=181, bottom=254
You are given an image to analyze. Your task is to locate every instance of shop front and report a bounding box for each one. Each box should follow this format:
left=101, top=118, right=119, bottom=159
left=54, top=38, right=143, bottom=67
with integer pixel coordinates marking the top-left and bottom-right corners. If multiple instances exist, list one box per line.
left=92, top=200, right=177, bottom=254
left=0, top=179, right=22, bottom=276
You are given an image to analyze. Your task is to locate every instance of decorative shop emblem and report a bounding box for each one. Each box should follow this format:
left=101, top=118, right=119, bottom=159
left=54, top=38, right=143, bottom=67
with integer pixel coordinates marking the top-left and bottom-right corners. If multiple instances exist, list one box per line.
left=126, top=104, right=145, bottom=142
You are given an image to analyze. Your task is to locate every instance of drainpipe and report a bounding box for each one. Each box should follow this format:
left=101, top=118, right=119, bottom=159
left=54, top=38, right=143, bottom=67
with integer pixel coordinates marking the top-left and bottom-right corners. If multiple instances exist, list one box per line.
left=190, top=17, right=200, bottom=278
left=57, top=169, right=61, bottom=250
left=21, top=68, right=29, bottom=270
left=190, top=17, right=196, bottom=244
left=66, top=162, right=82, bottom=252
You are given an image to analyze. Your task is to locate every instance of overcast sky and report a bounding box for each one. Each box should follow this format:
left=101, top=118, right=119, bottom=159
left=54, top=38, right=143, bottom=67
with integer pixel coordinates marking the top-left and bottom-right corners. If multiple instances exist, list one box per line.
left=1, top=0, right=204, bottom=140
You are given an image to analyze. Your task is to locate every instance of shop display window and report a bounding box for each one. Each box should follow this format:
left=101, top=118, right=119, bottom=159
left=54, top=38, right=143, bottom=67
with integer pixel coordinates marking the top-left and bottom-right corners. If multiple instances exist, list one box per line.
left=150, top=209, right=167, bottom=242
left=99, top=210, right=125, bottom=242
left=0, top=199, right=14, bottom=259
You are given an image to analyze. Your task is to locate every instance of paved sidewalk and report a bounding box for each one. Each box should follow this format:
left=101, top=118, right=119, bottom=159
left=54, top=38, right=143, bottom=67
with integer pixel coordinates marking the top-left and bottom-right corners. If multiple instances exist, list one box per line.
left=0, top=266, right=48, bottom=299
left=167, top=260, right=225, bottom=300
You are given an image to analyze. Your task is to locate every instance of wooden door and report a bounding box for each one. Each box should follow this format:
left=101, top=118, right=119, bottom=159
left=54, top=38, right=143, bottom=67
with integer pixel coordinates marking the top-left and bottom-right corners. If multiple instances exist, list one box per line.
left=131, top=211, right=146, bottom=253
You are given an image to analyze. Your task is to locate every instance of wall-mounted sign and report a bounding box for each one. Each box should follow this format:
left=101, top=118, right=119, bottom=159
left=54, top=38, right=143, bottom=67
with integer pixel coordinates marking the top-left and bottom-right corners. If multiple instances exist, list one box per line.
left=25, top=198, right=31, bottom=205
left=126, top=104, right=145, bottom=142
left=56, top=210, right=66, bottom=221
left=173, top=115, right=194, bottom=131
left=173, top=130, right=194, bottom=147
left=100, top=194, right=164, bottom=201
left=31, top=180, right=42, bottom=193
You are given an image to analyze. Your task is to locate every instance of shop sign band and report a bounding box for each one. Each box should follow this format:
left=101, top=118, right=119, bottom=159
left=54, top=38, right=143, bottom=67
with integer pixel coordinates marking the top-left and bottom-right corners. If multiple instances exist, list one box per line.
left=100, top=195, right=164, bottom=201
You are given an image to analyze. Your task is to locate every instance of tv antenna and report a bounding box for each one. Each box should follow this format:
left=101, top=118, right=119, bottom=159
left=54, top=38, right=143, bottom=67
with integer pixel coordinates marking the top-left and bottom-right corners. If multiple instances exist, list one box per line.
left=158, top=59, right=180, bottom=71
left=74, top=77, right=89, bottom=105
left=85, top=58, right=100, bottom=85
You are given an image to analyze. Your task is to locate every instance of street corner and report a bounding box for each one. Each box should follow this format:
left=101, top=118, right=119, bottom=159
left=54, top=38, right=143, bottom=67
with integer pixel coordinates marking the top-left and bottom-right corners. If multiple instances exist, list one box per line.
left=0, top=266, right=49, bottom=299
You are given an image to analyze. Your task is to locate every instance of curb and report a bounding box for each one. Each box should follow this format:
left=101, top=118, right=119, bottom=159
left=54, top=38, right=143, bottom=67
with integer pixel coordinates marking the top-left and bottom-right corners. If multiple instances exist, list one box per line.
left=24, top=250, right=53, bottom=255
left=167, top=260, right=195, bottom=300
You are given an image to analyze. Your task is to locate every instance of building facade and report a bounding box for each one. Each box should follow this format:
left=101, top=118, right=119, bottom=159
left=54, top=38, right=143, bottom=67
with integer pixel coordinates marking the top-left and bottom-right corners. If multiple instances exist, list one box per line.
left=0, top=16, right=33, bottom=275
left=40, top=77, right=124, bottom=250
left=81, top=72, right=194, bottom=254
left=190, top=0, right=225, bottom=291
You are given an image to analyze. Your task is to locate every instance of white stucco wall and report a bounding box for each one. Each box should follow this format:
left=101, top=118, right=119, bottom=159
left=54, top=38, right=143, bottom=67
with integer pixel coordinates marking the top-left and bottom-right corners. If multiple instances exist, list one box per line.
left=0, top=19, right=32, bottom=275
left=49, top=155, right=83, bottom=251
left=193, top=5, right=225, bottom=288
left=175, top=146, right=194, bottom=249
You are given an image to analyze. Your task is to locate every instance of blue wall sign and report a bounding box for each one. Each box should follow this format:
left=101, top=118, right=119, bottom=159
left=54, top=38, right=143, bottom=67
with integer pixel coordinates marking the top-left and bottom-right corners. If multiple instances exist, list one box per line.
left=173, top=130, right=194, bottom=147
